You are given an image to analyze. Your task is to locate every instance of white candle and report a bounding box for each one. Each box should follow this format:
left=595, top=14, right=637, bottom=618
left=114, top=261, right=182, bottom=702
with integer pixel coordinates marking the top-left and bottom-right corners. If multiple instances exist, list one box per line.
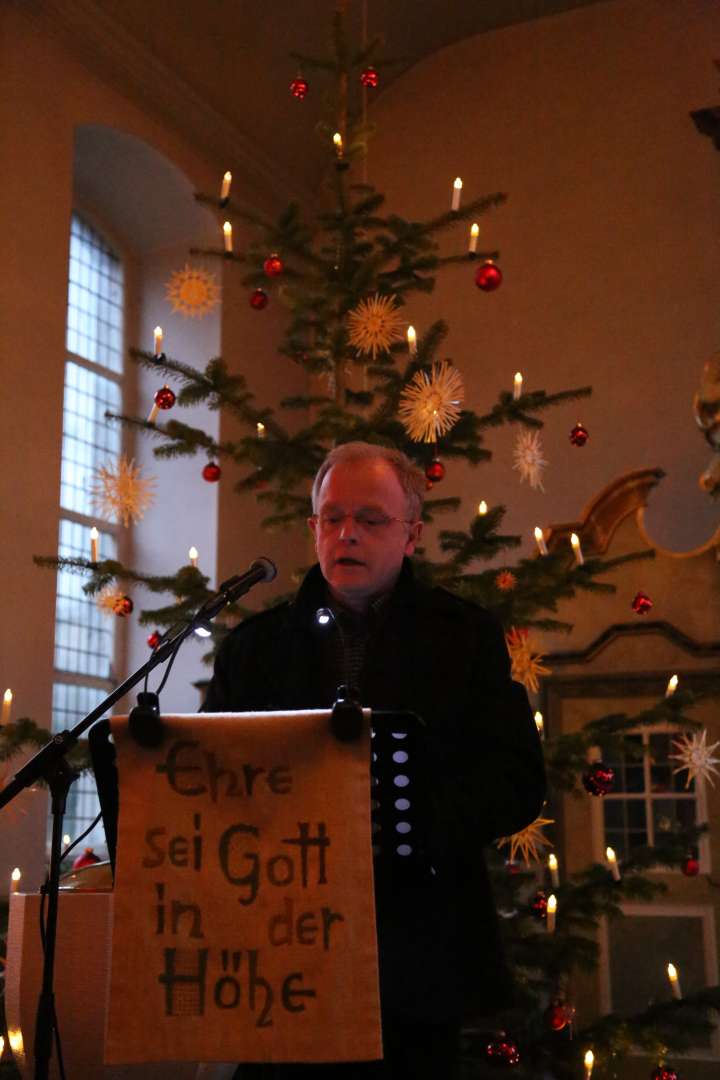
left=11, top=868, right=21, bottom=894
left=2, top=689, right=12, bottom=726
left=188, top=546, right=199, bottom=568
left=546, top=893, right=557, bottom=933
left=223, top=220, right=233, bottom=253
left=90, top=526, right=99, bottom=562
left=220, top=170, right=232, bottom=201
left=571, top=532, right=584, bottom=566
left=62, top=834, right=71, bottom=847
left=548, top=852, right=559, bottom=887
left=667, top=963, right=682, bottom=999
left=584, top=1050, right=594, bottom=1078
left=153, top=326, right=163, bottom=355
left=451, top=177, right=463, bottom=211
left=256, top=422, right=266, bottom=439
left=534, top=526, right=548, bottom=556
left=606, top=846, right=621, bottom=882
left=477, top=500, right=488, bottom=516
left=469, top=222, right=479, bottom=253
left=407, top=325, right=417, bottom=355
left=147, top=401, right=159, bottom=424
left=513, top=371, right=523, bottom=400
left=333, top=132, right=344, bottom=157
left=535, top=711, right=545, bottom=739
left=666, top=674, right=679, bottom=697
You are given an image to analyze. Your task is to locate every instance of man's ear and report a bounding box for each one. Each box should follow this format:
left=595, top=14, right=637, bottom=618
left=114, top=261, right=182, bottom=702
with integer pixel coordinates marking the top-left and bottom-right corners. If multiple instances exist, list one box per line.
left=405, top=519, right=423, bottom=555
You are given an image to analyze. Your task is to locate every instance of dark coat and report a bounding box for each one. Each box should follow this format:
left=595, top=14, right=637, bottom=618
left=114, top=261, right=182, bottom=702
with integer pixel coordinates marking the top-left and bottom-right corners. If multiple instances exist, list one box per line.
left=203, top=559, right=546, bottom=1020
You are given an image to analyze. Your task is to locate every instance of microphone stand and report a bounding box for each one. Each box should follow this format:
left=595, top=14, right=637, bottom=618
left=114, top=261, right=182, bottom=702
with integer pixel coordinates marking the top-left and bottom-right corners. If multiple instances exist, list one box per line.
left=0, top=560, right=275, bottom=1080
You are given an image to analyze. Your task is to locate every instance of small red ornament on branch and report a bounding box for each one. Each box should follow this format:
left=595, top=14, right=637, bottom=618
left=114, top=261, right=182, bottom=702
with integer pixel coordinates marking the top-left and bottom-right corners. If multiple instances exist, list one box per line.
left=147, top=630, right=161, bottom=649
left=360, top=66, right=379, bottom=88
left=582, top=762, right=615, bottom=796
left=530, top=890, right=548, bottom=920
left=154, top=386, right=176, bottom=410
left=250, top=288, right=269, bottom=310
left=632, top=590, right=653, bottom=615
left=569, top=422, right=589, bottom=447
left=202, top=462, right=222, bottom=483
left=425, top=459, right=445, bottom=484
left=289, top=75, right=309, bottom=100
left=485, top=1033, right=521, bottom=1067
left=263, top=254, right=283, bottom=277
left=474, top=260, right=503, bottom=292
left=651, top=1068, right=679, bottom=1080
left=682, top=855, right=700, bottom=877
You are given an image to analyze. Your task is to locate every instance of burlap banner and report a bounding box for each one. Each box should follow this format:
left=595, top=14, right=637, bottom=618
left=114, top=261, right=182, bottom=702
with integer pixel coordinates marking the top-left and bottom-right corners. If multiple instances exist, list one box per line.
left=105, top=711, right=381, bottom=1065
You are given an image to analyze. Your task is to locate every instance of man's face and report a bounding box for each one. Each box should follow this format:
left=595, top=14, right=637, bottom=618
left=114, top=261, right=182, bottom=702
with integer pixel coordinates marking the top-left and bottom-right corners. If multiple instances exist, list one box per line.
left=309, top=458, right=422, bottom=611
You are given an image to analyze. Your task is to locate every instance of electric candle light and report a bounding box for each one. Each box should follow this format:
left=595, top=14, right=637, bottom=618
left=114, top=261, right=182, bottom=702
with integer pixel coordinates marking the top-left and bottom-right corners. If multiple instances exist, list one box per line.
left=546, top=893, right=557, bottom=933
left=11, top=868, right=21, bottom=894
left=223, top=220, right=233, bottom=254
left=584, top=1050, right=594, bottom=1078
left=534, top=526, right=548, bottom=556
left=548, top=852, right=559, bottom=887
left=667, top=963, right=682, bottom=999
left=256, top=422, right=266, bottom=439
left=534, top=711, right=544, bottom=739
left=468, top=222, right=479, bottom=254
left=333, top=132, right=344, bottom=157
left=90, top=526, right=99, bottom=563
left=2, top=688, right=13, bottom=726
left=666, top=674, right=679, bottom=697
left=63, top=834, right=71, bottom=848
left=606, top=846, right=621, bottom=882
left=153, top=325, right=164, bottom=356
left=188, top=546, right=199, bottom=568
left=570, top=532, right=584, bottom=566
left=451, top=176, right=463, bottom=211
left=513, top=371, right=523, bottom=400
left=477, top=500, right=488, bottom=516
left=220, top=170, right=232, bottom=202
left=406, top=325, right=417, bottom=355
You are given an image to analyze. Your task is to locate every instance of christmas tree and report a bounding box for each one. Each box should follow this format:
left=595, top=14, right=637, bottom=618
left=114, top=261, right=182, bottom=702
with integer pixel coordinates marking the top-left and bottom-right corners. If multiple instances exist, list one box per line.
left=18, top=9, right=720, bottom=1079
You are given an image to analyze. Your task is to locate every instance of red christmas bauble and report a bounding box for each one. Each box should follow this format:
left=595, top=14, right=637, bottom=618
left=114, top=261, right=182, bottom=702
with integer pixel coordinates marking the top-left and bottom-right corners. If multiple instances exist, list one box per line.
left=147, top=630, right=161, bottom=649
left=485, top=1033, right=521, bottom=1067
left=114, top=595, right=133, bottom=617
left=544, top=1000, right=571, bottom=1032
left=289, top=75, right=309, bottom=100
left=425, top=459, right=445, bottom=483
left=202, top=462, right=222, bottom=483
left=263, top=254, right=284, bottom=277
left=569, top=422, right=589, bottom=447
left=682, top=855, right=700, bottom=877
left=582, top=762, right=615, bottom=797
left=530, top=890, right=548, bottom=920
left=154, top=385, right=176, bottom=410
left=474, top=260, right=503, bottom=292
left=360, top=65, right=379, bottom=88
left=72, top=847, right=101, bottom=870
left=632, top=590, right=653, bottom=615
left=651, top=1069, right=679, bottom=1080
left=249, top=288, right=269, bottom=310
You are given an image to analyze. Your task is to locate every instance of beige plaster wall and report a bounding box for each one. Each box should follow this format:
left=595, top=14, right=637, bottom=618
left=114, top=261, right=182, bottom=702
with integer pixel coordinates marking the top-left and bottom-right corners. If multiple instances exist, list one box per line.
left=367, top=0, right=720, bottom=560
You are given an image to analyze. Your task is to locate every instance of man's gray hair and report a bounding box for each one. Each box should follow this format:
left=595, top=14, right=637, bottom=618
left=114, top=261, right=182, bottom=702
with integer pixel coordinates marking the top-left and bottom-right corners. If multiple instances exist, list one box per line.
left=311, top=441, right=426, bottom=520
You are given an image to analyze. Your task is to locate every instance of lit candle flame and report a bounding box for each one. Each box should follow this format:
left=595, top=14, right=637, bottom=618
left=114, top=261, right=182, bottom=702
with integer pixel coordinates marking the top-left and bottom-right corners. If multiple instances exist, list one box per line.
left=153, top=326, right=163, bottom=355
left=606, top=846, right=621, bottom=881
left=256, top=422, right=266, bottom=439
left=584, top=1049, right=594, bottom=1077
left=469, top=222, right=479, bottom=253
left=407, top=325, right=417, bottom=354
left=534, top=526, right=548, bottom=556
left=11, top=867, right=21, bottom=893
left=2, top=688, right=12, bottom=726
left=666, top=674, right=678, bottom=697
left=513, top=371, right=523, bottom=400
left=477, top=500, right=488, bottom=516
left=90, top=525, right=99, bottom=562
left=548, top=852, right=559, bottom=886
left=333, top=132, right=344, bottom=156
left=223, top=221, right=233, bottom=253
left=546, top=893, right=557, bottom=933
left=220, top=170, right=232, bottom=201
left=570, top=532, right=584, bottom=565
left=534, top=711, right=544, bottom=737
left=188, top=546, right=199, bottom=568
left=451, top=176, right=463, bottom=211
left=667, top=962, right=681, bottom=998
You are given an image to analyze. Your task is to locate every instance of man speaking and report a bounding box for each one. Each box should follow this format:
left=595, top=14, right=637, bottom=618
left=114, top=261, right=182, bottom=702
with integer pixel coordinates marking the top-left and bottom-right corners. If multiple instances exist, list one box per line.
left=203, top=441, right=546, bottom=1078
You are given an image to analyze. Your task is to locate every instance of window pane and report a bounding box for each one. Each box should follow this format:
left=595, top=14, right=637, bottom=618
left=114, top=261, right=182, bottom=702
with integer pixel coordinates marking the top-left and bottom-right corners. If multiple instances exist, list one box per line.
left=66, top=215, right=124, bottom=374
left=652, top=798, right=696, bottom=841
left=54, top=519, right=117, bottom=676
left=606, top=734, right=644, bottom=793
left=59, top=361, right=121, bottom=517
left=650, top=732, right=695, bottom=794
left=52, top=682, right=108, bottom=856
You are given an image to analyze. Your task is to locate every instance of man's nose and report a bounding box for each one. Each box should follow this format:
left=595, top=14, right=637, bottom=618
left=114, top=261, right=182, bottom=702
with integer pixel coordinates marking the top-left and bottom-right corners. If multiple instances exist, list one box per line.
left=337, top=513, right=359, bottom=541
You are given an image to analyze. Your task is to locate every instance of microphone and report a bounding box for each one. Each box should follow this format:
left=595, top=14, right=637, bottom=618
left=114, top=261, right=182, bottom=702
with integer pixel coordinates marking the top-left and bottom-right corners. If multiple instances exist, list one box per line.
left=315, top=607, right=363, bottom=742
left=214, top=557, right=277, bottom=606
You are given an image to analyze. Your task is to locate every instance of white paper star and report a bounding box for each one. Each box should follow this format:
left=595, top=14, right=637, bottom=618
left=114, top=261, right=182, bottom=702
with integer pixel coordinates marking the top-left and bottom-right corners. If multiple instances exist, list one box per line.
left=669, top=729, right=720, bottom=788
left=512, top=428, right=547, bottom=491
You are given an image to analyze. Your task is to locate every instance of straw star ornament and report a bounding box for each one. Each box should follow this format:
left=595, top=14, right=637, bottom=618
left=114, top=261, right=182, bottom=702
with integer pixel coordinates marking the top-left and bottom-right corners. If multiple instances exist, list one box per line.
left=669, top=730, right=720, bottom=788
left=165, top=264, right=220, bottom=318
left=506, top=628, right=551, bottom=693
left=513, top=428, right=547, bottom=491
left=347, top=293, right=405, bottom=359
left=398, top=360, right=465, bottom=443
left=91, top=455, right=156, bottom=527
left=497, top=814, right=555, bottom=865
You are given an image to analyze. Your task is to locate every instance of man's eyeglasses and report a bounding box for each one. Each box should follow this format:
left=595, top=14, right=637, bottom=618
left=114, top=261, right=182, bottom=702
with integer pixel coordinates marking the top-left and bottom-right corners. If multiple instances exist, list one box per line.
left=311, top=511, right=416, bottom=533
